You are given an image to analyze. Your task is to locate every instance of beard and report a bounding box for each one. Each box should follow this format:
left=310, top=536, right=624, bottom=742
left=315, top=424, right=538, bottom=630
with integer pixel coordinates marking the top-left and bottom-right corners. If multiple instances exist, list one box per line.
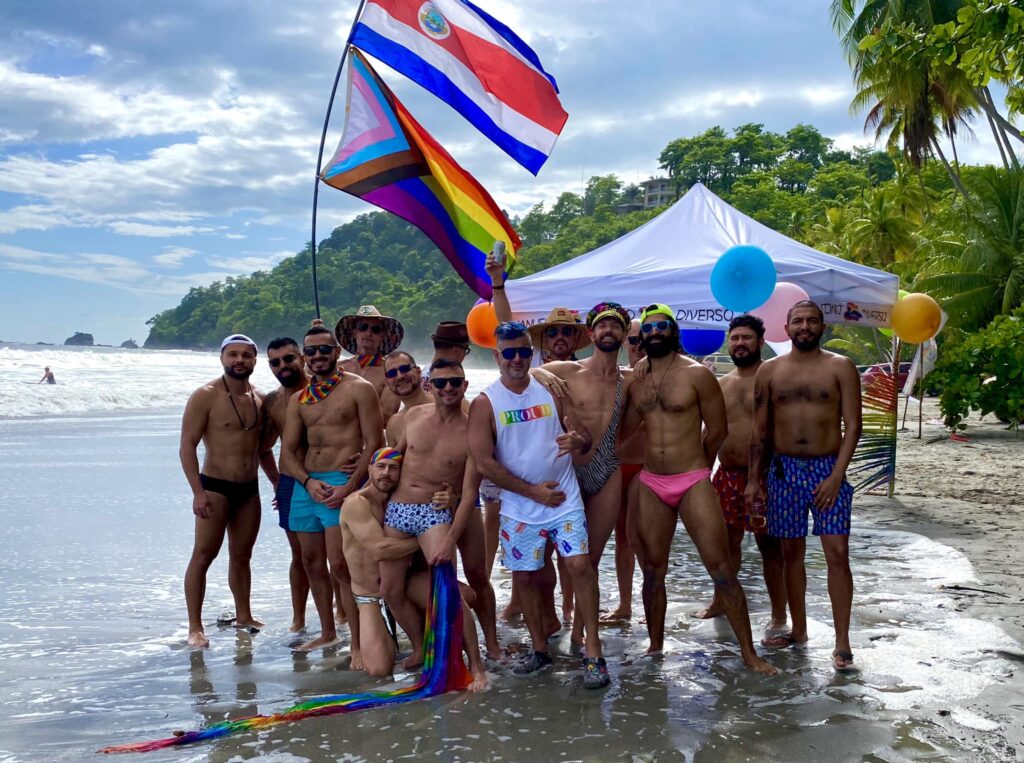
left=792, top=334, right=821, bottom=352
left=641, top=334, right=677, bottom=359
left=224, top=365, right=253, bottom=380
left=595, top=335, right=623, bottom=354
left=730, top=349, right=760, bottom=368
left=275, top=368, right=302, bottom=388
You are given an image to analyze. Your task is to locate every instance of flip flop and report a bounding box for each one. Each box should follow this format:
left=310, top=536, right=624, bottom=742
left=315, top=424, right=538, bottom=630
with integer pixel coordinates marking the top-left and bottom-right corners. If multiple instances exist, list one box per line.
left=761, top=633, right=808, bottom=649
left=832, top=650, right=856, bottom=672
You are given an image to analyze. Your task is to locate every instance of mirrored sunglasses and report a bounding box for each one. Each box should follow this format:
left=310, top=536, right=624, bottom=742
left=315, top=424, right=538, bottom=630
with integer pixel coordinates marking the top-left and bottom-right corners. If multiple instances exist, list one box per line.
left=641, top=320, right=672, bottom=334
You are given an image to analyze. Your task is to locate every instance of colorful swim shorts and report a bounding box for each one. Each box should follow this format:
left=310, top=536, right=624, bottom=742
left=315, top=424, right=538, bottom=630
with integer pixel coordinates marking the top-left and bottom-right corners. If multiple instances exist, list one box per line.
left=276, top=474, right=296, bottom=531
left=289, top=471, right=349, bottom=533
left=766, top=454, right=853, bottom=538
left=712, top=467, right=764, bottom=534
left=499, top=510, right=588, bottom=572
left=385, top=501, right=452, bottom=537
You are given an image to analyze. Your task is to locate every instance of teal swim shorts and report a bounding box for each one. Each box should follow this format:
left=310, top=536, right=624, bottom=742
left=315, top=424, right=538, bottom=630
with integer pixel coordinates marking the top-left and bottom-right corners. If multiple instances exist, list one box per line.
left=288, top=471, right=350, bottom=533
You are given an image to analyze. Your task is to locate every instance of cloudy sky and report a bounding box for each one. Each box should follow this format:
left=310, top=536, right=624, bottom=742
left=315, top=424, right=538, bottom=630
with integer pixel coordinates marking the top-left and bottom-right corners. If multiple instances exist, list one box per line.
left=0, top=1, right=1001, bottom=344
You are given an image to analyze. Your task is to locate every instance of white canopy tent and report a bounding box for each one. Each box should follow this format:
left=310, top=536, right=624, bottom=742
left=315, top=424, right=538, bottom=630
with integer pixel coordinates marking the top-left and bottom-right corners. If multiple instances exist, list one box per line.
left=506, top=183, right=900, bottom=330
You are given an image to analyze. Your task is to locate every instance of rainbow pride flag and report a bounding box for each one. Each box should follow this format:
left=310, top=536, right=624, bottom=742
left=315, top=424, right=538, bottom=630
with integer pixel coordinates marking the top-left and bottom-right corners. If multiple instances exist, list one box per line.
left=321, top=49, right=520, bottom=299
left=99, top=563, right=472, bottom=754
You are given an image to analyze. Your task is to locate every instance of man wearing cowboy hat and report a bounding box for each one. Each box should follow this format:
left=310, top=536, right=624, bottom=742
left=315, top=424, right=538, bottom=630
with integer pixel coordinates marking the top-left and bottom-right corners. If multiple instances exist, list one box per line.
left=337, top=305, right=404, bottom=420
left=528, top=307, right=591, bottom=364
left=430, top=321, right=471, bottom=365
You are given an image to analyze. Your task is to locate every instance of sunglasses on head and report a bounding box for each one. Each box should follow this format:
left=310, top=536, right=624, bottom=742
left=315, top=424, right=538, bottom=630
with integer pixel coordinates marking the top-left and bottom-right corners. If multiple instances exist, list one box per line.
left=641, top=320, right=672, bottom=334
left=430, top=377, right=465, bottom=389
left=303, top=344, right=336, bottom=357
left=356, top=322, right=383, bottom=334
left=546, top=326, right=577, bottom=339
left=268, top=353, right=297, bottom=368
left=384, top=363, right=414, bottom=379
left=627, top=336, right=641, bottom=346
left=500, top=347, right=534, bottom=361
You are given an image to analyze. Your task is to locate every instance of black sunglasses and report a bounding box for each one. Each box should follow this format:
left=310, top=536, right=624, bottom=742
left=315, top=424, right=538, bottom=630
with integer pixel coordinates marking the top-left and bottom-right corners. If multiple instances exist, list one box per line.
left=500, top=347, right=534, bottom=360
left=303, top=344, right=336, bottom=356
left=430, top=377, right=466, bottom=389
left=641, top=320, right=672, bottom=334
left=269, top=353, right=297, bottom=367
left=356, top=322, right=383, bottom=334
left=546, top=326, right=577, bottom=338
left=627, top=336, right=641, bottom=346
left=384, top=363, right=414, bottom=378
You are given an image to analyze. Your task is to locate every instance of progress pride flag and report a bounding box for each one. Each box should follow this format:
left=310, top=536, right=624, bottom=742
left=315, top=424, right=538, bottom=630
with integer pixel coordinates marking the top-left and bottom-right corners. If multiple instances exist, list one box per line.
left=351, top=0, right=568, bottom=174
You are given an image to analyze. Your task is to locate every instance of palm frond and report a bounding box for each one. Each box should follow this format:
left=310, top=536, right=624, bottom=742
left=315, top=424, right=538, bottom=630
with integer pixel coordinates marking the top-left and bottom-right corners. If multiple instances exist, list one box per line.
left=850, top=365, right=898, bottom=494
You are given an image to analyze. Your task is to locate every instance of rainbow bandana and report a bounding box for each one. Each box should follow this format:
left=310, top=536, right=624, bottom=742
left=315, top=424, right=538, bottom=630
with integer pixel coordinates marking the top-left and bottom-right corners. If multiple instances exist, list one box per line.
left=298, top=370, right=344, bottom=405
left=371, top=447, right=404, bottom=464
left=357, top=353, right=385, bottom=368
left=99, top=563, right=472, bottom=754
left=587, top=301, right=630, bottom=330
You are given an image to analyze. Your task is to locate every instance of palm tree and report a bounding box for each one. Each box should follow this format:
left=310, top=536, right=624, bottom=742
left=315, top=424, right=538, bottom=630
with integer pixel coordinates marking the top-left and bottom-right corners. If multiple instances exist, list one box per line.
left=919, top=168, right=1024, bottom=329
left=847, top=188, right=919, bottom=269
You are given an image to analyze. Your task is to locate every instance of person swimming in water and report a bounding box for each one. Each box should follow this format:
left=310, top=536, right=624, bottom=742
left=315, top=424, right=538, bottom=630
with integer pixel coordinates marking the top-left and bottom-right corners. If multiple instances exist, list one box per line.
left=39, top=367, right=55, bottom=384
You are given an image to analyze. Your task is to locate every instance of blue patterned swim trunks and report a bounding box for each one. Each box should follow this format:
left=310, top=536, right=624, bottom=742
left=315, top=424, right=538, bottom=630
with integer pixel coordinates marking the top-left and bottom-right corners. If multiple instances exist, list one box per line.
left=766, top=454, right=853, bottom=538
left=385, top=501, right=452, bottom=537
left=499, top=510, right=589, bottom=572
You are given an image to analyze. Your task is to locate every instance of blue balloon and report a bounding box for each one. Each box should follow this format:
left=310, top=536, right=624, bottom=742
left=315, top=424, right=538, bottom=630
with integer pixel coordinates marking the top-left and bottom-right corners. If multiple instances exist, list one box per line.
left=680, top=328, right=725, bottom=356
left=710, top=245, right=777, bottom=312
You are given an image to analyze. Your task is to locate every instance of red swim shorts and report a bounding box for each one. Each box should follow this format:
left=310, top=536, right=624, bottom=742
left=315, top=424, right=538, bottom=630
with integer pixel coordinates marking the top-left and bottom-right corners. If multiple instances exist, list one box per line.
left=712, top=467, right=764, bottom=534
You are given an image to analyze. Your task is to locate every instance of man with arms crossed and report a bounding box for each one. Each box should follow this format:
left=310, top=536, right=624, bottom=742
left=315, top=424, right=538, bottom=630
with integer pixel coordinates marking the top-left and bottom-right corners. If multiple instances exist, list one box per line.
left=469, top=322, right=611, bottom=689
left=380, top=358, right=501, bottom=666
left=180, top=334, right=265, bottom=648
left=695, top=316, right=789, bottom=640
left=342, top=448, right=489, bottom=689
left=746, top=300, right=862, bottom=670
left=258, top=338, right=310, bottom=632
left=281, top=325, right=384, bottom=657
left=620, top=306, right=774, bottom=674
left=538, top=301, right=632, bottom=650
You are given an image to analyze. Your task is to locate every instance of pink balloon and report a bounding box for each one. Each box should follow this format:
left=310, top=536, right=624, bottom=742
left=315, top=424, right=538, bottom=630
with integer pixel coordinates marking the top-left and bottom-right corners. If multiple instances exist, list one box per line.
left=750, top=282, right=809, bottom=342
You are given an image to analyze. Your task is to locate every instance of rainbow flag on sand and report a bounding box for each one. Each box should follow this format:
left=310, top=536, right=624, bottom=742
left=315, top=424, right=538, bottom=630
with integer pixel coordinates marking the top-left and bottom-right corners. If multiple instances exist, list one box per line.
left=321, top=49, right=520, bottom=299
left=99, top=563, right=471, bottom=754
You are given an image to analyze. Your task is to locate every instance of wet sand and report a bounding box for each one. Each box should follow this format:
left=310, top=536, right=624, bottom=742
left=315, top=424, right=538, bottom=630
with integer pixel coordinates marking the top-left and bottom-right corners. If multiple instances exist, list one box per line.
left=0, top=402, right=1021, bottom=762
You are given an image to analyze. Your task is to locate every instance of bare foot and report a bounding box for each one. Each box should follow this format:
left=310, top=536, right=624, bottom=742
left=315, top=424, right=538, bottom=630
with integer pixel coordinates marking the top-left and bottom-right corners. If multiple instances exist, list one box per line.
left=693, top=601, right=723, bottom=619
left=294, top=634, right=341, bottom=652
left=485, top=643, right=504, bottom=661
left=187, top=630, right=209, bottom=648
left=599, top=607, right=631, bottom=624
left=544, top=618, right=561, bottom=641
left=468, top=669, right=489, bottom=692
left=335, top=609, right=347, bottom=626
left=761, top=632, right=808, bottom=649
left=645, top=644, right=663, bottom=656
left=402, top=650, right=423, bottom=671
left=744, top=654, right=778, bottom=675
left=234, top=617, right=265, bottom=630
left=289, top=620, right=305, bottom=633
left=350, top=650, right=365, bottom=671
left=500, top=603, right=521, bottom=622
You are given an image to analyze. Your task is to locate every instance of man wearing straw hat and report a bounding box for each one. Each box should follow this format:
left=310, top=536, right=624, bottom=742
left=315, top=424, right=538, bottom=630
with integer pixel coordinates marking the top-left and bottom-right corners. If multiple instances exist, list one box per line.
left=337, top=305, right=405, bottom=419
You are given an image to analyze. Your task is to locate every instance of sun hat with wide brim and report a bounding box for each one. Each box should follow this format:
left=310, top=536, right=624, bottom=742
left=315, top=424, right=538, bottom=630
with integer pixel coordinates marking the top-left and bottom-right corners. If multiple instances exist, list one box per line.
left=335, top=305, right=405, bottom=356
left=526, top=307, right=592, bottom=351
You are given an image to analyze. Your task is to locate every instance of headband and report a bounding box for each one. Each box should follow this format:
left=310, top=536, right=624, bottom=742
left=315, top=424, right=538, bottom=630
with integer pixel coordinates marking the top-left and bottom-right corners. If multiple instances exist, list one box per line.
left=370, top=448, right=404, bottom=464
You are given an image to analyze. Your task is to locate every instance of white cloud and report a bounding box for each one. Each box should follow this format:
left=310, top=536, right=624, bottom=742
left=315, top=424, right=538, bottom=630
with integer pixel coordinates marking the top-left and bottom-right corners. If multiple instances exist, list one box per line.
left=109, top=221, right=216, bottom=237
left=206, top=251, right=292, bottom=273
left=153, top=246, right=199, bottom=267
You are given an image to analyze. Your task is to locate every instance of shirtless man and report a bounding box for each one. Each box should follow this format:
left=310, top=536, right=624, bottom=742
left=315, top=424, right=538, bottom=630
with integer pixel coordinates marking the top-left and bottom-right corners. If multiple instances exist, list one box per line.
left=258, top=337, right=310, bottom=632
left=180, top=334, right=265, bottom=648
left=747, top=300, right=862, bottom=671
left=380, top=359, right=501, bottom=665
left=539, top=302, right=632, bottom=650
left=281, top=325, right=384, bottom=656
left=39, top=366, right=56, bottom=384
left=469, top=322, right=611, bottom=689
left=696, top=316, right=788, bottom=639
left=620, top=306, right=774, bottom=674
left=337, top=305, right=402, bottom=421
left=383, top=351, right=430, bottom=446
left=343, top=448, right=489, bottom=688
left=603, top=318, right=645, bottom=622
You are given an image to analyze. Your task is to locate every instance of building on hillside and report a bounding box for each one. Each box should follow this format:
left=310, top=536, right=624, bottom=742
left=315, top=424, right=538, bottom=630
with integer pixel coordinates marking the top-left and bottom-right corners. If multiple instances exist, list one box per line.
left=641, top=177, right=676, bottom=208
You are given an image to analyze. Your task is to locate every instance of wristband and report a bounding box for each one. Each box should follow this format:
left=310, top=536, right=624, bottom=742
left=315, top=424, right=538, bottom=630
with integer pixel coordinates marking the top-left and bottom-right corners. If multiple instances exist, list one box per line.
left=302, top=476, right=312, bottom=488
left=492, top=284, right=505, bottom=290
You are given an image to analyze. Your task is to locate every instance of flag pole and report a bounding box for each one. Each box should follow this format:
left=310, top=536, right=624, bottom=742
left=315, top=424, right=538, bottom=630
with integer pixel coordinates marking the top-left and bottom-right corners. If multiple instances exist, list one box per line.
left=309, top=0, right=369, bottom=320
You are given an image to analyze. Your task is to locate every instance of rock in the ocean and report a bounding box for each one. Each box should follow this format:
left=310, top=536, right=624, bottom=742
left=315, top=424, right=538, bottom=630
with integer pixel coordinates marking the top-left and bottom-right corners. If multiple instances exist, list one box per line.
left=120, top=339, right=139, bottom=349
left=64, top=332, right=94, bottom=346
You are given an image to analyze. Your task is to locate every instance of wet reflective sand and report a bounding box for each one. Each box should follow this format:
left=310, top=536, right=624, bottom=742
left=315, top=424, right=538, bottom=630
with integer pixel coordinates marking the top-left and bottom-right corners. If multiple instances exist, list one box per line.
left=0, top=412, right=1020, bottom=762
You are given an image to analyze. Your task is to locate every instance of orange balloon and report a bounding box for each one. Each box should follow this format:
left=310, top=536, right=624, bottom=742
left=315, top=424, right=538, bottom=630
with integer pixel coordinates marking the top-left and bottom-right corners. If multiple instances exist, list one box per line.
left=466, top=301, right=499, bottom=348
left=892, top=292, right=941, bottom=343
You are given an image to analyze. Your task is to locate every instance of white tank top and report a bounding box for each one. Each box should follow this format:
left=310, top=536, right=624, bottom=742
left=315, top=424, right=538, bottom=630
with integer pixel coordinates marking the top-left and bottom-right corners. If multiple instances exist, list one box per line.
left=483, top=376, right=583, bottom=523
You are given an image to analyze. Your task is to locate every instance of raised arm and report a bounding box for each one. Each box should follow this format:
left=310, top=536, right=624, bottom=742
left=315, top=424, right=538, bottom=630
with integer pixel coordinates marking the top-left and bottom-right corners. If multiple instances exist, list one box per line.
left=485, top=252, right=513, bottom=323
left=814, top=357, right=863, bottom=510
left=179, top=388, right=211, bottom=517
left=745, top=363, right=773, bottom=508
left=695, top=367, right=727, bottom=467
left=343, top=495, right=420, bottom=561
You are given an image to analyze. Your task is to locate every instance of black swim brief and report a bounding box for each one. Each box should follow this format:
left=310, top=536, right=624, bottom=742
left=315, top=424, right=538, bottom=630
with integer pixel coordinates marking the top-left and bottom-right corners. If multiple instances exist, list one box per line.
left=200, top=474, right=259, bottom=512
